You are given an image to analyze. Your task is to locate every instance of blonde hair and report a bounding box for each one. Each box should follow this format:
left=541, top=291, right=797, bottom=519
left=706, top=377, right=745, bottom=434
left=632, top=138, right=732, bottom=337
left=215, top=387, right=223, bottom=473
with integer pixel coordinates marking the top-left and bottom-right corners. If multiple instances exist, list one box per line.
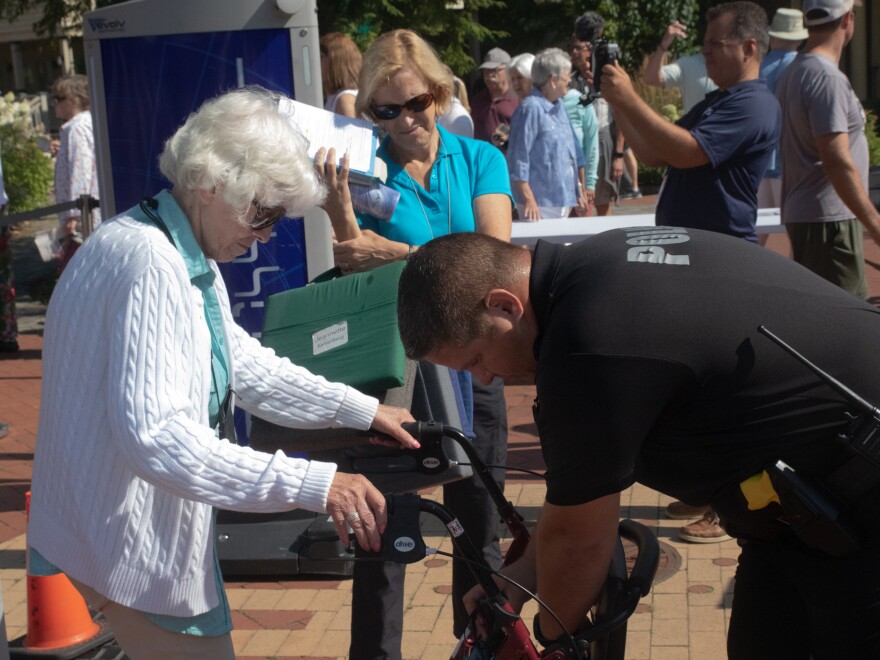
left=320, top=32, right=362, bottom=95
left=158, top=86, right=325, bottom=222
left=451, top=74, right=470, bottom=113
left=356, top=30, right=453, bottom=122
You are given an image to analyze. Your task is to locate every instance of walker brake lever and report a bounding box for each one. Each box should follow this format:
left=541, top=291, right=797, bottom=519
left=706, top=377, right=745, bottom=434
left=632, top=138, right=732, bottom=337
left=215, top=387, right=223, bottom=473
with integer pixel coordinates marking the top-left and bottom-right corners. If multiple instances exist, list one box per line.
left=357, top=421, right=450, bottom=475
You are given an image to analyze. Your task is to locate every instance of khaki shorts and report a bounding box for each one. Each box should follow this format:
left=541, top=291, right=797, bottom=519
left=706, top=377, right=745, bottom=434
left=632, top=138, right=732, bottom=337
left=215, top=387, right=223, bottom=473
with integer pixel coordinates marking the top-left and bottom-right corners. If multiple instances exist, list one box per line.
left=70, top=578, right=235, bottom=660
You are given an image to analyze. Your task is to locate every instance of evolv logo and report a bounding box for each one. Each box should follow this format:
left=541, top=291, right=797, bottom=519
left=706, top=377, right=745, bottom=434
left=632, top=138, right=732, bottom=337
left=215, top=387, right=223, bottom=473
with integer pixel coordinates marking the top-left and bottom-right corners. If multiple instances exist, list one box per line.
left=87, top=18, right=126, bottom=33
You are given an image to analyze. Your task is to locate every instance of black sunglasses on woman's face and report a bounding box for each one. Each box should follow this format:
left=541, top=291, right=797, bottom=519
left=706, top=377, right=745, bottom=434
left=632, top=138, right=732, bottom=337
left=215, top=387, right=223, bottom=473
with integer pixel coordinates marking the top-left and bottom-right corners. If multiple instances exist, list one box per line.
left=371, top=92, right=435, bottom=121
left=249, top=200, right=286, bottom=231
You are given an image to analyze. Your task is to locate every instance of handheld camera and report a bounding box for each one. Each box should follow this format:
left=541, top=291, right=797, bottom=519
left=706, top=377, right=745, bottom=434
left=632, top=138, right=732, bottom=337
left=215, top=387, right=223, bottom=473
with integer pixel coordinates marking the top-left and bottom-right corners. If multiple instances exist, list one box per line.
left=592, top=38, right=621, bottom=94
left=579, top=37, right=621, bottom=106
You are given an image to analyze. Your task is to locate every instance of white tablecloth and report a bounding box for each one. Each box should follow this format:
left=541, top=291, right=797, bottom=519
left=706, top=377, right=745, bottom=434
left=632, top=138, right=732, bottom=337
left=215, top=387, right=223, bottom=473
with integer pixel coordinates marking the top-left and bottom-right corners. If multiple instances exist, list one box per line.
left=510, top=208, right=783, bottom=245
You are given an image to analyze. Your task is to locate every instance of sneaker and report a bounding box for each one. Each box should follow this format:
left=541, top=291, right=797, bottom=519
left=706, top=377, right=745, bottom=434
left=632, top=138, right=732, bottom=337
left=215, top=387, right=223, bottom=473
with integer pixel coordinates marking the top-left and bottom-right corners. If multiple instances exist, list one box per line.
left=665, top=501, right=711, bottom=520
left=620, top=189, right=643, bottom=200
left=678, top=511, right=731, bottom=544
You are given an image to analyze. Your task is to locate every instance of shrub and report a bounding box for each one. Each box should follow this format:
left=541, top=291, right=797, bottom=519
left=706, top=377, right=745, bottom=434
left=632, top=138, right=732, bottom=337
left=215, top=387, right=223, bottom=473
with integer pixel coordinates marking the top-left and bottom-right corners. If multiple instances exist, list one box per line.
left=631, top=75, right=678, bottom=191
left=865, top=108, right=880, bottom=168
left=0, top=93, right=54, bottom=213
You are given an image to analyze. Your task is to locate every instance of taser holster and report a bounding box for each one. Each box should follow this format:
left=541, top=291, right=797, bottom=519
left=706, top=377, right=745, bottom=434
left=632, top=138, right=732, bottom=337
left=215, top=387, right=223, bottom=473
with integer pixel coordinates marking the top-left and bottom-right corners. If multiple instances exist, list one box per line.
left=768, top=460, right=861, bottom=557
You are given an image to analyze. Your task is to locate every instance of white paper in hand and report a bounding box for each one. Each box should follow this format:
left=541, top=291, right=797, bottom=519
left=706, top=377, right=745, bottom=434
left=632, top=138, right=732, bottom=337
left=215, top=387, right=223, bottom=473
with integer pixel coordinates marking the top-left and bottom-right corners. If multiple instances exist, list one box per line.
left=277, top=98, right=378, bottom=180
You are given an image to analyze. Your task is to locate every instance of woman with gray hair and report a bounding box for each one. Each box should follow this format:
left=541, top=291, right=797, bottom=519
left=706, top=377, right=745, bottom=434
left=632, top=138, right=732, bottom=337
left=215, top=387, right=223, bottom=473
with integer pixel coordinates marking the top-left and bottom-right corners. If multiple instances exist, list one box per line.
left=507, top=47, right=589, bottom=220
left=27, top=86, right=416, bottom=660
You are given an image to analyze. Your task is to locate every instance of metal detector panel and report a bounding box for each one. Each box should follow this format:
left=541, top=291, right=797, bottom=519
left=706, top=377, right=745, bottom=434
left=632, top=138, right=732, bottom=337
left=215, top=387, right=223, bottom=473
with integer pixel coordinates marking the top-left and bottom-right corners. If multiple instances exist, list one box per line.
left=215, top=509, right=354, bottom=577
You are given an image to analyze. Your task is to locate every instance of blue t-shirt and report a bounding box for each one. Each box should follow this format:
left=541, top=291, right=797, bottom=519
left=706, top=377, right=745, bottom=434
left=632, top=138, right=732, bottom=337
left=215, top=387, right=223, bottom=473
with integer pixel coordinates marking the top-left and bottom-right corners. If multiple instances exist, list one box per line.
left=359, top=125, right=512, bottom=245
left=759, top=50, right=797, bottom=179
left=507, top=89, right=586, bottom=207
left=656, top=79, right=780, bottom=242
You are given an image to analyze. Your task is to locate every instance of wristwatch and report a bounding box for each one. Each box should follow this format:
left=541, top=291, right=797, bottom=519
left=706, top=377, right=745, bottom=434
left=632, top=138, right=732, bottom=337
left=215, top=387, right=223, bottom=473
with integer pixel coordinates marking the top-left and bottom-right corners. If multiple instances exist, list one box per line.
left=612, top=151, right=625, bottom=158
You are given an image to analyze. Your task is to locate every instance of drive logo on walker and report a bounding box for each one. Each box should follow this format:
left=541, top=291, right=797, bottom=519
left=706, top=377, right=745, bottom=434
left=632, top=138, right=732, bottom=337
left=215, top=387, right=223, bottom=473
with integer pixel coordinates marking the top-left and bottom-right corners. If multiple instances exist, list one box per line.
left=625, top=227, right=691, bottom=266
left=393, top=536, right=417, bottom=552
left=312, top=321, right=349, bottom=355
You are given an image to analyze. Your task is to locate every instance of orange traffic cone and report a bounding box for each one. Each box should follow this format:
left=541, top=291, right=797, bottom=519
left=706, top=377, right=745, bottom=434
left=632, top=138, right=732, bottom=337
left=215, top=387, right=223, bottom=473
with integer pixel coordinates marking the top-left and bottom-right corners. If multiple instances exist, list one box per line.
left=10, top=492, right=113, bottom=659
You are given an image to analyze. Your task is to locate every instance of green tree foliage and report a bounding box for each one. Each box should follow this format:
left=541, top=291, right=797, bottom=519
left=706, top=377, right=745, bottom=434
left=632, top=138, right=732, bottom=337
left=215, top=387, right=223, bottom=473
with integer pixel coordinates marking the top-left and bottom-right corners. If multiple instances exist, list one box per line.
left=595, top=0, right=701, bottom=72
left=0, top=126, right=53, bottom=214
left=478, top=0, right=700, bottom=73
left=317, top=0, right=508, bottom=78
left=0, top=94, right=53, bottom=213
left=0, top=0, right=125, bottom=37
left=865, top=108, right=880, bottom=168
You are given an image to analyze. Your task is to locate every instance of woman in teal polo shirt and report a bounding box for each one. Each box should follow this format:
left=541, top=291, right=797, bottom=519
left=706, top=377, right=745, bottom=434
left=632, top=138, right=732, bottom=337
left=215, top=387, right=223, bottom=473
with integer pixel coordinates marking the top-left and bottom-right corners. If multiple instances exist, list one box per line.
left=318, top=29, right=513, bottom=660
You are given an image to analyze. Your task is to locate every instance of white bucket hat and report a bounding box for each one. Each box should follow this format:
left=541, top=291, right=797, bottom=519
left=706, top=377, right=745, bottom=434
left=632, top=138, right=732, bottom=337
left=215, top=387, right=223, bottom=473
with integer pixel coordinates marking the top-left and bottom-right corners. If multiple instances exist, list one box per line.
left=768, top=8, right=808, bottom=40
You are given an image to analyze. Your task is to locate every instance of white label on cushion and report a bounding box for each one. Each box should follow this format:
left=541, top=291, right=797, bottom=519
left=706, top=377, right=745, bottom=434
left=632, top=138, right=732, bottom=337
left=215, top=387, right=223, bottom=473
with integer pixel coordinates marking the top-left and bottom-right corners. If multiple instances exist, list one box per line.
left=313, top=321, right=349, bottom=355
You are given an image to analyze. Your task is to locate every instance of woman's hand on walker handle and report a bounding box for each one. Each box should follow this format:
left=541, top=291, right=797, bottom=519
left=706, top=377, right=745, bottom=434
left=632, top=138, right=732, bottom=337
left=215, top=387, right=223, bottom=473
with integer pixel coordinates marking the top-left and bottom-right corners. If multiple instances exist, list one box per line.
left=368, top=404, right=420, bottom=449
left=326, top=472, right=387, bottom=552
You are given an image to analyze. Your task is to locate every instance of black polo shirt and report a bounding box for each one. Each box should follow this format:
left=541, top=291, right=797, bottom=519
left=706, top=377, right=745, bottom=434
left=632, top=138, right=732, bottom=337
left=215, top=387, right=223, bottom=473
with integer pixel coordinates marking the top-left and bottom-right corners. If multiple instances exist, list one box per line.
left=529, top=228, right=880, bottom=514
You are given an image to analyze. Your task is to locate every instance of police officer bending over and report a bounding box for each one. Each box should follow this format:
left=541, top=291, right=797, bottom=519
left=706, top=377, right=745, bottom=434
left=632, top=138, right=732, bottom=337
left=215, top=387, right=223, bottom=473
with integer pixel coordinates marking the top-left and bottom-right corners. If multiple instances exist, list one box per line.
left=396, top=229, right=880, bottom=659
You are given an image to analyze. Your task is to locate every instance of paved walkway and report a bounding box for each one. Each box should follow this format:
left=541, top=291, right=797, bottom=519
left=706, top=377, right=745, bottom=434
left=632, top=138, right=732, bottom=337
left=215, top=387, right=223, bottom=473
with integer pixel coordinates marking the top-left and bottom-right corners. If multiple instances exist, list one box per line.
left=2, top=207, right=880, bottom=658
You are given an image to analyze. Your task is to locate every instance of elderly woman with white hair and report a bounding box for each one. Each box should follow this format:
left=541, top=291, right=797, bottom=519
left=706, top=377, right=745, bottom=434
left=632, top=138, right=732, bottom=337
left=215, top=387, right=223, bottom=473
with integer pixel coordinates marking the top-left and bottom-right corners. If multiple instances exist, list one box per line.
left=508, top=52, right=535, bottom=100
left=507, top=47, right=589, bottom=220
left=27, top=86, right=416, bottom=660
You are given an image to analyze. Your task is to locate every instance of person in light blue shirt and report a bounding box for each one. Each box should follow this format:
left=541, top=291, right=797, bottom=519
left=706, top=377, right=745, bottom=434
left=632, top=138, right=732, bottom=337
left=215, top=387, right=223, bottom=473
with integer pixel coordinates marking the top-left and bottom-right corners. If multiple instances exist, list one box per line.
left=758, top=8, right=807, bottom=211
left=563, top=89, right=599, bottom=215
left=507, top=48, right=589, bottom=221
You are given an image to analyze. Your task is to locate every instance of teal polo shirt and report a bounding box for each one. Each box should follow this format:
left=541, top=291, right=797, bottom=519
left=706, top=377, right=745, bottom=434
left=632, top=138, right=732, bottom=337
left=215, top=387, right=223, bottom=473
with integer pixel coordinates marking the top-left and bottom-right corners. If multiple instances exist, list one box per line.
left=358, top=125, right=513, bottom=245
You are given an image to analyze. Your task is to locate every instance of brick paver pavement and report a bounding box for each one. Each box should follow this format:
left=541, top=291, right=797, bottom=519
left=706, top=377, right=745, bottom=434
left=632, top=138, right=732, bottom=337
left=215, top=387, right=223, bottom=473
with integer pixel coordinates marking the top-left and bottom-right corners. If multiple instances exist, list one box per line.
left=2, top=205, right=880, bottom=658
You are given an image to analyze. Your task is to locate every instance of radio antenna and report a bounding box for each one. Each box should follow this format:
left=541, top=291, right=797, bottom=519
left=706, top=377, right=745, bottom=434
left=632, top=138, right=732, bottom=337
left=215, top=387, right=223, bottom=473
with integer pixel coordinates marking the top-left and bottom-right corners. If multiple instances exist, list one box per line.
left=757, top=325, right=876, bottom=416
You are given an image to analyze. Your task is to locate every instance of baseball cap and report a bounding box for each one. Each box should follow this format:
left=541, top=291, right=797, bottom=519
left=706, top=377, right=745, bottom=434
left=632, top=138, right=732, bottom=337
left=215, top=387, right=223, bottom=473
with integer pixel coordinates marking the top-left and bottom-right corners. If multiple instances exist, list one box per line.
left=479, top=47, right=511, bottom=70
left=801, top=0, right=861, bottom=27
left=768, top=8, right=808, bottom=40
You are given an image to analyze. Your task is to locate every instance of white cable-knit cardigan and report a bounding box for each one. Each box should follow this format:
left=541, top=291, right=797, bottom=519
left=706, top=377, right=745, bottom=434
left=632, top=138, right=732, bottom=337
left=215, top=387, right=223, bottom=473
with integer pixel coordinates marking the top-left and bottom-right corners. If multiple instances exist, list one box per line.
left=29, top=213, right=379, bottom=617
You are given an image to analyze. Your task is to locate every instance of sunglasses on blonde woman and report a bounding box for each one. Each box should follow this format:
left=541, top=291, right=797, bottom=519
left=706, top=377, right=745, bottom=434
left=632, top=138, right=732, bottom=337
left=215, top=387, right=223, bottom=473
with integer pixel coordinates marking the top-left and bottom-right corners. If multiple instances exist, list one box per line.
left=249, top=200, right=287, bottom=231
left=371, top=92, right=435, bottom=121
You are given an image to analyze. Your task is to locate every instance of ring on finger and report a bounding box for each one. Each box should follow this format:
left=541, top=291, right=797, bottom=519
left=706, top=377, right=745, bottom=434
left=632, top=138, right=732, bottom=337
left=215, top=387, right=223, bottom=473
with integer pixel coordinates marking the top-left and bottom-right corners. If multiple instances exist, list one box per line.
left=345, top=511, right=360, bottom=523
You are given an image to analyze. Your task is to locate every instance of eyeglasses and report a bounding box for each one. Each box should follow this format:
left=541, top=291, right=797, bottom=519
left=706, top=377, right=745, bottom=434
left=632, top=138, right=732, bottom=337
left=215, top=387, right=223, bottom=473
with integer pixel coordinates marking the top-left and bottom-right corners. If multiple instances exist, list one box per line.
left=53, top=95, right=67, bottom=103
left=249, top=199, right=286, bottom=231
left=702, top=38, right=742, bottom=51
left=371, top=92, right=435, bottom=121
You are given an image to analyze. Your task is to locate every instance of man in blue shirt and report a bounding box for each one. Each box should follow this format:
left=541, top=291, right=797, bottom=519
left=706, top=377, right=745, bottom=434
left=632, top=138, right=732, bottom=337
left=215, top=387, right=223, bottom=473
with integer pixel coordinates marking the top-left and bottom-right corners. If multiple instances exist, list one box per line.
left=602, top=1, right=780, bottom=243
left=600, top=0, right=779, bottom=542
